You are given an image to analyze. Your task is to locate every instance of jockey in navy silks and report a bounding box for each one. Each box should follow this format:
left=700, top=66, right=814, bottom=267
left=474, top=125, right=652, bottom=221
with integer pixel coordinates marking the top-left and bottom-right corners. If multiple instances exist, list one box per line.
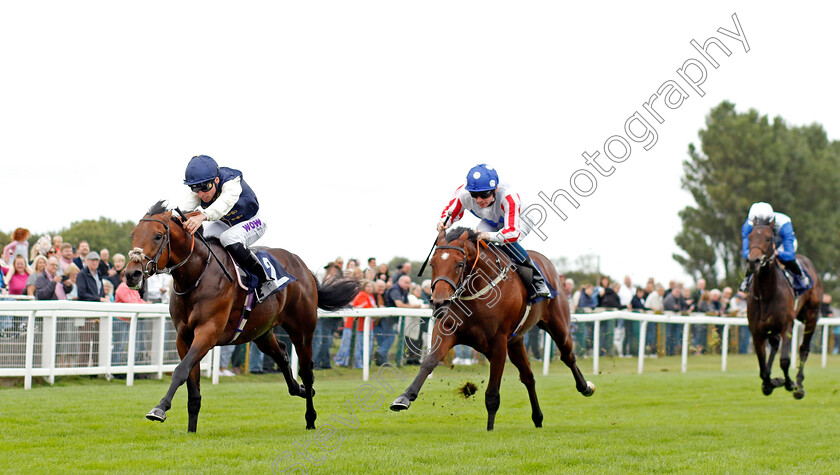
left=740, top=201, right=811, bottom=293
left=437, top=164, right=551, bottom=301
left=180, top=155, right=280, bottom=302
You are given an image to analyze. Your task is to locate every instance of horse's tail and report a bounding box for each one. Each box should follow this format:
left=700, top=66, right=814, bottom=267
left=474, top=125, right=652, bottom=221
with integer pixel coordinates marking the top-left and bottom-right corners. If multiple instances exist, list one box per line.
left=316, top=274, right=361, bottom=311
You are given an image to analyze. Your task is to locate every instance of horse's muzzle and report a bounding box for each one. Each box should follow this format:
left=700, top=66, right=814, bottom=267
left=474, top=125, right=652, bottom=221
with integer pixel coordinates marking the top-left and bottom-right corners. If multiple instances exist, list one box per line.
left=747, top=257, right=762, bottom=273
left=125, top=268, right=145, bottom=290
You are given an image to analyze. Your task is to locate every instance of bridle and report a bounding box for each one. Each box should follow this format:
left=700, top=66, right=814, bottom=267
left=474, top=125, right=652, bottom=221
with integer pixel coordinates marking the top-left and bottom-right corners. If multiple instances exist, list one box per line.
left=749, top=224, right=776, bottom=270
left=128, top=213, right=211, bottom=296
left=430, top=239, right=513, bottom=301
left=430, top=244, right=469, bottom=296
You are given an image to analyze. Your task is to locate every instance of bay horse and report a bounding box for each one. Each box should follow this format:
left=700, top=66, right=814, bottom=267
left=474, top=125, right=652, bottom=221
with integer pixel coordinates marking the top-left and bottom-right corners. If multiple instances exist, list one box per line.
left=125, top=201, right=359, bottom=432
left=390, top=227, right=594, bottom=430
left=745, top=218, right=822, bottom=399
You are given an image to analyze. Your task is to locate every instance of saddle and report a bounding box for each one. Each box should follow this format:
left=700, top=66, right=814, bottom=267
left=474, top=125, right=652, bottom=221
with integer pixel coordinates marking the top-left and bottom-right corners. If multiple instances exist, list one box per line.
left=780, top=257, right=812, bottom=297
left=227, top=250, right=296, bottom=344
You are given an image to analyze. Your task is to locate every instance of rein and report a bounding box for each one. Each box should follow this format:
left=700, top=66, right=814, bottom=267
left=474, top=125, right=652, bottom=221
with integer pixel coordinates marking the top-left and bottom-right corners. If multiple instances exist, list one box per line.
left=128, top=214, right=209, bottom=296
left=431, top=239, right=513, bottom=301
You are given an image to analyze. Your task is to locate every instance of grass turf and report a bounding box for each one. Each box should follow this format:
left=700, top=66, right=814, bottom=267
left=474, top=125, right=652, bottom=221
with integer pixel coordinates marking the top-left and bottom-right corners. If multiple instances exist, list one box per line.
left=2, top=354, right=840, bottom=474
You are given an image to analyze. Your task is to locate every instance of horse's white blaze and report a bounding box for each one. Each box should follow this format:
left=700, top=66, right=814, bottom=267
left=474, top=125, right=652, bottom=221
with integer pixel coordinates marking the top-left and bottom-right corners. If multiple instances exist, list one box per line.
left=441, top=252, right=449, bottom=260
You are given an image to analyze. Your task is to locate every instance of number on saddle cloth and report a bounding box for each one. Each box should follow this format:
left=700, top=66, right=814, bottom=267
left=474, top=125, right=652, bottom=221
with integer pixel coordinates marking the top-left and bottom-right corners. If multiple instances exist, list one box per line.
left=237, top=251, right=297, bottom=293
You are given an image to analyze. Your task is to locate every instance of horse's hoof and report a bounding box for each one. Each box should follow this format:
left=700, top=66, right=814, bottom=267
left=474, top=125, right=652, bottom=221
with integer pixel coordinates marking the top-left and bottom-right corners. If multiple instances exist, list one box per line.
left=582, top=381, right=595, bottom=397
left=294, top=384, right=314, bottom=398
left=784, top=382, right=796, bottom=392
left=146, top=407, right=166, bottom=422
left=762, top=385, right=773, bottom=396
left=793, top=388, right=805, bottom=399
left=390, top=395, right=411, bottom=412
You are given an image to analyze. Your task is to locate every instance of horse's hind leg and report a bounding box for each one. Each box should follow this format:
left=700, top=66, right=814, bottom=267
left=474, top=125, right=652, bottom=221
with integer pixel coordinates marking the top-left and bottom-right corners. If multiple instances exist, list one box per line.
left=538, top=318, right=595, bottom=397
left=254, top=331, right=306, bottom=398
left=507, top=338, right=542, bottom=428
left=390, top=331, right=457, bottom=412
left=287, top=329, right=317, bottom=430
left=793, top=307, right=819, bottom=399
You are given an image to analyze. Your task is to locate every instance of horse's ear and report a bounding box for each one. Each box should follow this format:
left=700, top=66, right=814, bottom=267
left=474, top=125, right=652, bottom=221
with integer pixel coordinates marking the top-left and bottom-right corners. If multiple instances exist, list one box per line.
left=437, top=229, right=447, bottom=244
left=458, top=230, right=470, bottom=243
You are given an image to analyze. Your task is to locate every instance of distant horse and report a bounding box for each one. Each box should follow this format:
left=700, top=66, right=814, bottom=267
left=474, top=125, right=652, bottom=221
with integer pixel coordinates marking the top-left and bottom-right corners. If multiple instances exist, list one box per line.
left=125, top=201, right=359, bottom=432
left=745, top=218, right=822, bottom=398
left=390, top=227, right=594, bottom=430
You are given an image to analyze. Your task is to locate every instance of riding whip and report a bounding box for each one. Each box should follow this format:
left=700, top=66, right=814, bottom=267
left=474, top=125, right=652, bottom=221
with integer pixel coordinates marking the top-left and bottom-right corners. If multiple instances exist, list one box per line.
left=418, top=215, right=449, bottom=277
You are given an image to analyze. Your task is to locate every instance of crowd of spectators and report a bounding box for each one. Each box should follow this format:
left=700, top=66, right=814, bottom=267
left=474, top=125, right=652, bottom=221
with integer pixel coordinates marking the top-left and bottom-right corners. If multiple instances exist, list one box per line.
left=1, top=229, right=167, bottom=373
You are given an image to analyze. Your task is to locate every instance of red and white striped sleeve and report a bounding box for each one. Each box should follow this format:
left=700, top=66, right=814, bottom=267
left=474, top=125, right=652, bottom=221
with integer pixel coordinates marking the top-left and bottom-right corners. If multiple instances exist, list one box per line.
left=498, top=191, right=523, bottom=244
left=440, top=185, right=467, bottom=224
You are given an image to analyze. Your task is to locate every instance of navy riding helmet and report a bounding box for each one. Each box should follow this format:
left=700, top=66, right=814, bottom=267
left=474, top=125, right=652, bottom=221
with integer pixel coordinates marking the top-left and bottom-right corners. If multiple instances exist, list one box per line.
left=184, top=155, right=219, bottom=185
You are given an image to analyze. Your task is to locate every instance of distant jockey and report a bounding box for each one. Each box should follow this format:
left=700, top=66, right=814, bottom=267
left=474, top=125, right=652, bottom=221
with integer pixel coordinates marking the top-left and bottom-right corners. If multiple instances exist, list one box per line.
left=180, top=155, right=280, bottom=302
left=437, top=164, right=551, bottom=301
left=740, top=202, right=811, bottom=293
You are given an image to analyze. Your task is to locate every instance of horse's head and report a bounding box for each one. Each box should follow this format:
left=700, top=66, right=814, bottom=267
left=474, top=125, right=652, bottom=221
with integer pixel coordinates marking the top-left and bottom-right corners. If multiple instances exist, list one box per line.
left=429, top=227, right=478, bottom=306
left=125, top=201, right=193, bottom=290
left=747, top=217, right=776, bottom=273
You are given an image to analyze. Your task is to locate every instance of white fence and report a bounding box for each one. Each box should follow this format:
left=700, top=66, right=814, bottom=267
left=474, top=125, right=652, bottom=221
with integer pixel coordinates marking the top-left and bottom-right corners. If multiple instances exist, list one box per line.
left=2, top=301, right=839, bottom=390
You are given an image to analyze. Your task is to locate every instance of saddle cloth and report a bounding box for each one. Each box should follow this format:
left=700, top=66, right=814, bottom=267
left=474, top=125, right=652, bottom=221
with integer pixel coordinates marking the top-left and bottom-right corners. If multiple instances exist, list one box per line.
left=232, top=250, right=296, bottom=297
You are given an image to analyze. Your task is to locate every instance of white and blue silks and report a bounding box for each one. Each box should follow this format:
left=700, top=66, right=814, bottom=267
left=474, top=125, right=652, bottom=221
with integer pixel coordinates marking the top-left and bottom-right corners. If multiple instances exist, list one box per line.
left=741, top=212, right=798, bottom=262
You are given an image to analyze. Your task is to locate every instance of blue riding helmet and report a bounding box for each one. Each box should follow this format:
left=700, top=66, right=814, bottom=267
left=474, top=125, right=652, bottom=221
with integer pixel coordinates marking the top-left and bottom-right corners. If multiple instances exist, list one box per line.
left=184, top=155, right=219, bottom=185
left=465, top=164, right=498, bottom=192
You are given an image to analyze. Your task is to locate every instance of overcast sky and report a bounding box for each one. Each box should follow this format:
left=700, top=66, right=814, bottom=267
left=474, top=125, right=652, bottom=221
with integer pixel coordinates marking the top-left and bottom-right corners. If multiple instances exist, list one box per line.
left=2, top=1, right=837, bottom=287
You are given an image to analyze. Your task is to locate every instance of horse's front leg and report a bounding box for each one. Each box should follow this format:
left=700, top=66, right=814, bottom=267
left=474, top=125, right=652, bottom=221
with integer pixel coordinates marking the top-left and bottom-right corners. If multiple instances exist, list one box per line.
left=484, top=337, right=508, bottom=431
left=146, top=325, right=216, bottom=427
left=390, top=329, right=457, bottom=412
left=778, top=322, right=796, bottom=392
left=752, top=334, right=776, bottom=396
left=186, top=362, right=202, bottom=433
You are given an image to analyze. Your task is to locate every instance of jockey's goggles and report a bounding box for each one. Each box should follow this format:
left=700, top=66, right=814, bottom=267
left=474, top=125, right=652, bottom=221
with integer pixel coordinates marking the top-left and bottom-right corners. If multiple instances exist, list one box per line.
left=189, top=181, right=214, bottom=193
left=469, top=189, right=494, bottom=199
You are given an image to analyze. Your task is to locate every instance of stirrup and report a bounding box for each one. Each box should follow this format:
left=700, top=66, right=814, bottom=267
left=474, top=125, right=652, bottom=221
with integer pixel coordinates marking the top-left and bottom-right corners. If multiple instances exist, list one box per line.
left=255, top=279, right=281, bottom=303
left=533, top=280, right=551, bottom=298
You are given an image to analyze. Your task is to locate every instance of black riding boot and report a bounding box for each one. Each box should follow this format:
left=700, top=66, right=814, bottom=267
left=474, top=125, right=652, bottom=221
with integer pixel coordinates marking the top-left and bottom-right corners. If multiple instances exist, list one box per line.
left=515, top=256, right=551, bottom=300
left=781, top=258, right=811, bottom=288
left=227, top=243, right=279, bottom=302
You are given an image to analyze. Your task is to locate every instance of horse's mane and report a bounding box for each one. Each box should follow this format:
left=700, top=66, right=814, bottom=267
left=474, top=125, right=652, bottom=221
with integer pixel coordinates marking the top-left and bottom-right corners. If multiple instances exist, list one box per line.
left=754, top=217, right=775, bottom=227
left=445, top=226, right=479, bottom=243
left=147, top=200, right=169, bottom=216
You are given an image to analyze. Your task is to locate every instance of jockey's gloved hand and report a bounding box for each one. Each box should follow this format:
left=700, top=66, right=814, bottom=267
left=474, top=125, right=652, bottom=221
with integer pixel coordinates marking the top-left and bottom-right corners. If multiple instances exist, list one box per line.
left=477, top=232, right=495, bottom=242
left=436, top=219, right=449, bottom=232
